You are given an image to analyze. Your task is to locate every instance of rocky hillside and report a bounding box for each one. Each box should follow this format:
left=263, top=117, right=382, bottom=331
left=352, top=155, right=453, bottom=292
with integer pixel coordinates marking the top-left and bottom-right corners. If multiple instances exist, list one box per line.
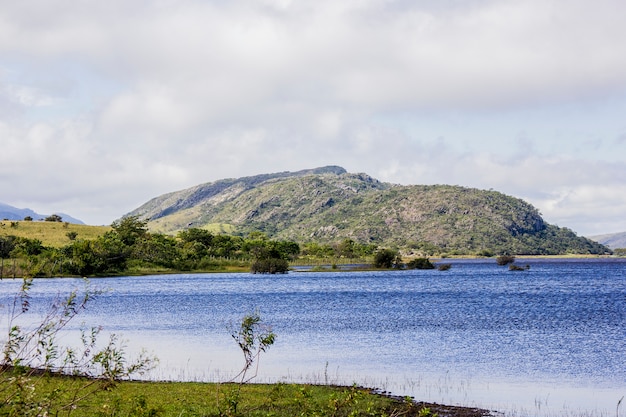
left=125, top=166, right=609, bottom=255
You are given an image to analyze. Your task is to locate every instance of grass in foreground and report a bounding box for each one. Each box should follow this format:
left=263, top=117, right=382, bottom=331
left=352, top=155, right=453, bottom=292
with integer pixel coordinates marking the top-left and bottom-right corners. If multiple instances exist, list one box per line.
left=1, top=375, right=490, bottom=417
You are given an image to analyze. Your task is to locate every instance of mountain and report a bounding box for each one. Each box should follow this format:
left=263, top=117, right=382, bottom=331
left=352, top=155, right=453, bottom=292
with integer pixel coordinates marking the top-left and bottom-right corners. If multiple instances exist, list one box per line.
left=0, top=202, right=84, bottom=224
left=124, top=166, right=609, bottom=255
left=588, top=232, right=626, bottom=249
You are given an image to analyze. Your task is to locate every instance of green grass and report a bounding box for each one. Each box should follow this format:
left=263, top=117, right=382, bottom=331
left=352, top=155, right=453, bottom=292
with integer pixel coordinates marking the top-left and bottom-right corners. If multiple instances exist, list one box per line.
left=2, top=376, right=434, bottom=417
left=0, top=220, right=110, bottom=247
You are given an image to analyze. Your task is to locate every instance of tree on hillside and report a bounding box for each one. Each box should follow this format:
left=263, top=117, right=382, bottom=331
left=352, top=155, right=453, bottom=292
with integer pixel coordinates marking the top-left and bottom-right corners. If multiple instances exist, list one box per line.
left=111, top=215, right=148, bottom=246
left=45, top=214, right=63, bottom=222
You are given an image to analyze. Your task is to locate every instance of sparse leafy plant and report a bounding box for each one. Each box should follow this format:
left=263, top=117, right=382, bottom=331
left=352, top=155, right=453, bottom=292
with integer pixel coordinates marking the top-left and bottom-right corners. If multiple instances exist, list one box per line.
left=218, top=311, right=275, bottom=416
left=418, top=406, right=438, bottom=417
left=230, top=311, right=275, bottom=384
left=0, top=278, right=157, bottom=416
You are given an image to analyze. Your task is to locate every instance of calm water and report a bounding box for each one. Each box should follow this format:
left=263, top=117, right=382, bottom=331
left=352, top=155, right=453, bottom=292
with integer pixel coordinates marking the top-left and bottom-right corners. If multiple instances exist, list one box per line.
left=1, top=258, right=625, bottom=416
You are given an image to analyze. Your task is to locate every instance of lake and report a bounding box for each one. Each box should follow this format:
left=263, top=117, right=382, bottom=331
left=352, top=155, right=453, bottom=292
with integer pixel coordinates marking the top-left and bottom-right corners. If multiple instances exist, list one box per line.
left=1, top=258, right=625, bottom=416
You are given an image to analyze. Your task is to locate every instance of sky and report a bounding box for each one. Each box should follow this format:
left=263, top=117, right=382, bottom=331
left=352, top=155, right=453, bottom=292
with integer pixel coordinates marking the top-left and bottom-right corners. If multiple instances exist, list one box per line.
left=1, top=0, right=626, bottom=236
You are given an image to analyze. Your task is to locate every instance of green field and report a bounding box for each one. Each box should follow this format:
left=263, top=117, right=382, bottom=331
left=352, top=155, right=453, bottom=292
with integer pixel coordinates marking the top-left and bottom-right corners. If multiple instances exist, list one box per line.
left=0, top=220, right=110, bottom=247
left=0, top=374, right=483, bottom=417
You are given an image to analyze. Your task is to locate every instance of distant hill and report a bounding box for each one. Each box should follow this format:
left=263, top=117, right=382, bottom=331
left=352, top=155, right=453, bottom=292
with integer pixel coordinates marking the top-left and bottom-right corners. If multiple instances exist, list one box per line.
left=0, top=202, right=84, bottom=224
left=588, top=232, right=626, bottom=249
left=124, top=166, right=610, bottom=256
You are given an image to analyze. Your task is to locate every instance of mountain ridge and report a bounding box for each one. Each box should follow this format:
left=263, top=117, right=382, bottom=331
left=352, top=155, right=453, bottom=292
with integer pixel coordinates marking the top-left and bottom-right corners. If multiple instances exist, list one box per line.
left=125, top=166, right=609, bottom=255
left=588, top=231, right=626, bottom=249
left=0, top=202, right=84, bottom=224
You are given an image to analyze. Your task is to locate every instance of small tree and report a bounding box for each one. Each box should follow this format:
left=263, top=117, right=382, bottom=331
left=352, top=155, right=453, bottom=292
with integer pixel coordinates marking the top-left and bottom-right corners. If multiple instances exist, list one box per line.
left=221, top=311, right=275, bottom=415
left=496, top=255, right=515, bottom=266
left=407, top=258, right=435, bottom=270
left=248, top=241, right=292, bottom=274
left=45, top=214, right=63, bottom=222
left=230, top=311, right=276, bottom=384
left=111, top=215, right=148, bottom=246
left=373, top=248, right=400, bottom=269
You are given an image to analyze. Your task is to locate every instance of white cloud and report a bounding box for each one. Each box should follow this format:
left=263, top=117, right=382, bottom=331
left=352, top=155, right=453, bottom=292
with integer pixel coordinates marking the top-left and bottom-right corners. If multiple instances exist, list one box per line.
left=0, top=0, right=625, bottom=235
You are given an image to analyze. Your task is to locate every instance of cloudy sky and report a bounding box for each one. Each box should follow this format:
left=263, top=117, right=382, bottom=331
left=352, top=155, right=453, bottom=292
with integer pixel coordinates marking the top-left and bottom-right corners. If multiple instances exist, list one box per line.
left=1, top=0, right=626, bottom=236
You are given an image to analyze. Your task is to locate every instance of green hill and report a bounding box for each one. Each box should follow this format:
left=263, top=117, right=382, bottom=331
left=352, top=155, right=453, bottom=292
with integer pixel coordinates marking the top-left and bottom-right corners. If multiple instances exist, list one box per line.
left=125, top=166, right=609, bottom=256
left=0, top=220, right=110, bottom=248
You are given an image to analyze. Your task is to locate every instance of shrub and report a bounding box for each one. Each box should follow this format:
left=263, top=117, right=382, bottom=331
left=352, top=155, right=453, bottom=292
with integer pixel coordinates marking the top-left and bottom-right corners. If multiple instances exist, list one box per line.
left=407, top=258, right=435, bottom=270
left=373, top=249, right=401, bottom=269
left=44, top=214, right=63, bottom=222
left=251, top=258, right=289, bottom=274
left=496, top=255, right=515, bottom=265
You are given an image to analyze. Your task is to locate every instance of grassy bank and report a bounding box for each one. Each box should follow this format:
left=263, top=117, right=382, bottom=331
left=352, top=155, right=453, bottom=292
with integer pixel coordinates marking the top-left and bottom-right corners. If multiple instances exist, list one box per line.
left=2, top=374, right=490, bottom=417
left=0, top=220, right=110, bottom=247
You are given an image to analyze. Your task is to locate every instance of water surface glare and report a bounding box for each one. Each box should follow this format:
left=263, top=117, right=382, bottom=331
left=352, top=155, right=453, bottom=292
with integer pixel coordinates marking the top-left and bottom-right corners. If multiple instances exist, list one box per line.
left=1, top=258, right=625, bottom=416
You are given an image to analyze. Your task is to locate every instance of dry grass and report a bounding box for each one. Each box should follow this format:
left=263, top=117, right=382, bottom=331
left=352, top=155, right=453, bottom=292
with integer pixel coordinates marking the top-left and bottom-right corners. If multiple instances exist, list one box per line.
left=0, top=220, right=110, bottom=247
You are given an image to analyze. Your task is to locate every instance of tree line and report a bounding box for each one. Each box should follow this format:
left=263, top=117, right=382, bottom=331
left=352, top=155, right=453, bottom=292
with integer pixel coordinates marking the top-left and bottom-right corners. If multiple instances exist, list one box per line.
left=0, top=216, right=304, bottom=277
left=1, top=216, right=455, bottom=278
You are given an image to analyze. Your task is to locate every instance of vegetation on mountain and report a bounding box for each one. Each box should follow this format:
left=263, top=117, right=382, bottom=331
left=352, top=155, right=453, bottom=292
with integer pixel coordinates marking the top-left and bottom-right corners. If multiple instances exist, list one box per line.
left=126, top=166, right=610, bottom=256
left=0, top=166, right=613, bottom=275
